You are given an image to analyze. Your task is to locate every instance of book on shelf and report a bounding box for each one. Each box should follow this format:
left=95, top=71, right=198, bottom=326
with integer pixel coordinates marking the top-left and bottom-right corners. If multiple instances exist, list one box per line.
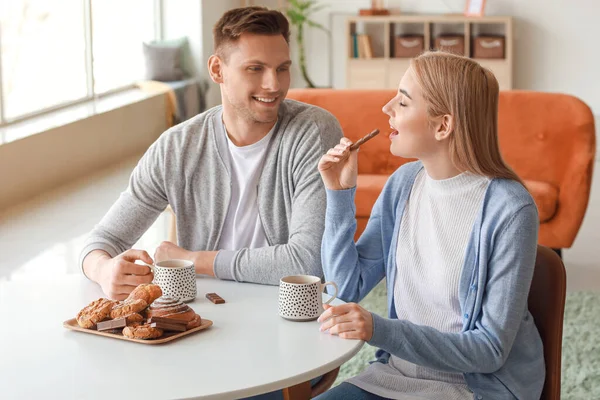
left=351, top=34, right=374, bottom=59
left=360, top=34, right=373, bottom=58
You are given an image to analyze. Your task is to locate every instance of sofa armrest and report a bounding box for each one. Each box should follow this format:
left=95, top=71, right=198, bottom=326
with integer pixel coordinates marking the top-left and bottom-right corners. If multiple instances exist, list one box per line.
left=538, top=118, right=596, bottom=248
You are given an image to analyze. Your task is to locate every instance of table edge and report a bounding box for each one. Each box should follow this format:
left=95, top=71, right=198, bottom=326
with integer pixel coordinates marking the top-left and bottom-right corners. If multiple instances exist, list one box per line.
left=192, top=339, right=365, bottom=400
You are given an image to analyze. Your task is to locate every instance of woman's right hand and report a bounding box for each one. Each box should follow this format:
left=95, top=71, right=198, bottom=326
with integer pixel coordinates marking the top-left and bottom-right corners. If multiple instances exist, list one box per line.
left=318, top=137, right=358, bottom=191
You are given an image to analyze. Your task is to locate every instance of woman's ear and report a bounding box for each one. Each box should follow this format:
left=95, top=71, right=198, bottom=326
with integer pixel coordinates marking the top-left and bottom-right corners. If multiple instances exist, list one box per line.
left=208, top=55, right=224, bottom=84
left=435, top=114, right=453, bottom=141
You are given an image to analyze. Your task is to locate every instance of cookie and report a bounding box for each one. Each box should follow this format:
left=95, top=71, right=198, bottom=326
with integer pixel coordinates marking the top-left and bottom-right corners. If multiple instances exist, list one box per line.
left=110, top=299, right=148, bottom=319
left=76, top=298, right=116, bottom=329
left=126, top=284, right=163, bottom=305
left=123, top=324, right=164, bottom=340
left=124, top=313, right=144, bottom=325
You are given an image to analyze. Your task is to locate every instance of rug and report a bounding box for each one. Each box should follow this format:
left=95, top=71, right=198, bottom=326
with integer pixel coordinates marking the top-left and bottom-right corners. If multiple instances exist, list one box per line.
left=333, top=281, right=600, bottom=399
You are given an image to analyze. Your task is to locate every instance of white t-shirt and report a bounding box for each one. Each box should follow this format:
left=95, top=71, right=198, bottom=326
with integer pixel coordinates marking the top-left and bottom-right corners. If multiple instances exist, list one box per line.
left=217, top=122, right=274, bottom=251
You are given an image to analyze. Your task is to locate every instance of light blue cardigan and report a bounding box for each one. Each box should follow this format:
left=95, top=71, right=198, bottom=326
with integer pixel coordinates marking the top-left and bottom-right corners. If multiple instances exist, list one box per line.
left=322, top=161, right=545, bottom=400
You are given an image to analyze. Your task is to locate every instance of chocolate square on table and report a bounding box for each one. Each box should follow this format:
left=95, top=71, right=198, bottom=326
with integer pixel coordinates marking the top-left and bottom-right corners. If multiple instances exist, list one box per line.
left=205, top=292, right=225, bottom=304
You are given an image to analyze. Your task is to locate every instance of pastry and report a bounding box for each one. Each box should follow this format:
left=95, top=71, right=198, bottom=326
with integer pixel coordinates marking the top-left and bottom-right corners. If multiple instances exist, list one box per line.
left=110, top=299, right=148, bottom=319
left=125, top=283, right=163, bottom=305
left=76, top=298, right=117, bottom=329
left=123, top=324, right=164, bottom=340
left=186, top=314, right=202, bottom=329
left=147, top=296, right=199, bottom=325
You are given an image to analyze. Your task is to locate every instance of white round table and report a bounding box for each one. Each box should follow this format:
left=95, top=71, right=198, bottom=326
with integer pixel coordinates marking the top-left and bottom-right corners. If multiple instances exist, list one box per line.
left=0, top=275, right=364, bottom=399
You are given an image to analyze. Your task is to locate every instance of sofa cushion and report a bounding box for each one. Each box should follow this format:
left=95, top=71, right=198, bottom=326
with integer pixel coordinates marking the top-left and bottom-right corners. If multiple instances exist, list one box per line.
left=143, top=43, right=184, bottom=81
left=357, top=175, right=558, bottom=224
left=356, top=174, right=388, bottom=217
left=150, top=37, right=194, bottom=78
left=523, top=179, right=559, bottom=223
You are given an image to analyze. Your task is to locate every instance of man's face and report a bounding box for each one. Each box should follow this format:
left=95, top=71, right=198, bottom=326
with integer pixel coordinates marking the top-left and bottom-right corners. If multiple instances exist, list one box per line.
left=218, top=33, right=291, bottom=124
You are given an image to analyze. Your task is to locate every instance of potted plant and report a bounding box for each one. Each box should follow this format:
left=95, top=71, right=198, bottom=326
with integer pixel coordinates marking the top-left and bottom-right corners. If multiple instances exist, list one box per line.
left=284, top=0, right=328, bottom=88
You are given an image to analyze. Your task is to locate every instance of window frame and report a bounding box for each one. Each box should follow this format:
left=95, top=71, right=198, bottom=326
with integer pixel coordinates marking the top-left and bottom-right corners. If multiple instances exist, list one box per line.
left=0, top=0, right=164, bottom=128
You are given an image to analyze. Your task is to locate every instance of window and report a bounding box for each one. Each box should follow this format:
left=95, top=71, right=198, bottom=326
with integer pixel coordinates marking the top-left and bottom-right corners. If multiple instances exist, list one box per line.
left=0, top=0, right=161, bottom=125
left=91, top=0, right=156, bottom=94
left=0, top=0, right=87, bottom=119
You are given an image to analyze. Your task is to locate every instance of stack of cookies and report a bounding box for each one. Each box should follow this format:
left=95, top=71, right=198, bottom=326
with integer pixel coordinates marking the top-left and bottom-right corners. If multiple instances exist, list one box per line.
left=75, top=284, right=202, bottom=340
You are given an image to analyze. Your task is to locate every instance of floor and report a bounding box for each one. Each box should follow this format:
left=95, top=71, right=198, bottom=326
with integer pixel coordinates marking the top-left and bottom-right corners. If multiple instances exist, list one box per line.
left=1, top=153, right=600, bottom=292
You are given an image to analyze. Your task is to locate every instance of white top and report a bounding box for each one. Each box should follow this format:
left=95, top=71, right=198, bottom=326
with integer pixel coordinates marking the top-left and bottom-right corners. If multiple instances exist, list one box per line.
left=349, top=170, right=490, bottom=400
left=217, top=122, right=274, bottom=251
left=0, top=276, right=363, bottom=399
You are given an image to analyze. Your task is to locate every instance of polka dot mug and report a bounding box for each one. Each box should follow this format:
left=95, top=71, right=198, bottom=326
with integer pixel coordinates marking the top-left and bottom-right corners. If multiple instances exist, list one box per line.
left=151, top=259, right=197, bottom=302
left=278, top=275, right=338, bottom=321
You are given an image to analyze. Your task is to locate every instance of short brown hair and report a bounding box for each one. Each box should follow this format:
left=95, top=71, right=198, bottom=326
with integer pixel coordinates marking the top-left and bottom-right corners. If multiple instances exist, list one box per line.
left=213, top=7, right=290, bottom=59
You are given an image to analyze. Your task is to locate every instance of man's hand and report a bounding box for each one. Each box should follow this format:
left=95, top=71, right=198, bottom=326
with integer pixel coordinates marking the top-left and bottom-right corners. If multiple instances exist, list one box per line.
left=154, top=241, right=188, bottom=264
left=85, top=249, right=154, bottom=300
left=154, top=241, right=218, bottom=276
left=317, top=303, right=374, bottom=341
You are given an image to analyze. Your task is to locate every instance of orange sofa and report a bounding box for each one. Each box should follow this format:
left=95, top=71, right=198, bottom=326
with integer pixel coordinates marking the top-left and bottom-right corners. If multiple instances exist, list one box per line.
left=287, top=89, right=596, bottom=251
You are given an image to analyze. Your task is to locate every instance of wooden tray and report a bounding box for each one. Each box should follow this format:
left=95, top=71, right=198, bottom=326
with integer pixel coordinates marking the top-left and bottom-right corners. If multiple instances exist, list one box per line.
left=63, top=318, right=213, bottom=345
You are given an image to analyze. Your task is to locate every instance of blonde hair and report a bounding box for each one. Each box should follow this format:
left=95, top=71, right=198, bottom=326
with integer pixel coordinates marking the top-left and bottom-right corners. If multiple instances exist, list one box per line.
left=410, top=51, right=523, bottom=185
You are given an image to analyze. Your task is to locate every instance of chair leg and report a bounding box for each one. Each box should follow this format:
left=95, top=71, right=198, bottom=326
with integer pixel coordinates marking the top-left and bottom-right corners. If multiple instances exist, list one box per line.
left=552, top=248, right=562, bottom=259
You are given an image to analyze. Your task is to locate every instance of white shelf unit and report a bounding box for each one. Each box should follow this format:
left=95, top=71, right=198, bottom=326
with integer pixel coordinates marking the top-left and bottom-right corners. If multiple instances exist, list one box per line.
left=346, top=15, right=514, bottom=90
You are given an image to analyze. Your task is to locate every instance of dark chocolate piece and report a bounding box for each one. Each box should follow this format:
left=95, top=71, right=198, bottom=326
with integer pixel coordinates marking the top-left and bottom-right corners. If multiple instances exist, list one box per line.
left=205, top=292, right=225, bottom=304
left=96, top=318, right=126, bottom=332
left=148, top=316, right=187, bottom=326
left=149, top=322, right=187, bottom=332
left=349, top=129, right=380, bottom=151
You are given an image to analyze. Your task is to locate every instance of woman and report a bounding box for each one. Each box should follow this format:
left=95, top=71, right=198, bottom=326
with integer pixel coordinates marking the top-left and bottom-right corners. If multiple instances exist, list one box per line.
left=315, top=52, right=544, bottom=400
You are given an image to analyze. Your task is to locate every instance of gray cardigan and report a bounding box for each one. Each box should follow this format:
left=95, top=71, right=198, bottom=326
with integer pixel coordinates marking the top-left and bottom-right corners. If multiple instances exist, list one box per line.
left=80, top=99, right=343, bottom=285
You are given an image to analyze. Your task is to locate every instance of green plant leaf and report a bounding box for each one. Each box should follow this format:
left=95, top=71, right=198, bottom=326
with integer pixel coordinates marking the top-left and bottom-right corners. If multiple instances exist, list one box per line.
left=286, top=9, right=306, bottom=25
left=307, top=3, right=327, bottom=14
left=298, top=1, right=311, bottom=12
left=306, top=20, right=328, bottom=33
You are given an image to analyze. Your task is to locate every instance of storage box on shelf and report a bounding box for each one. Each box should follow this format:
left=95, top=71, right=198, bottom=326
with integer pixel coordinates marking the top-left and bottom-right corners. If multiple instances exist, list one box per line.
left=346, top=15, right=513, bottom=90
left=473, top=35, right=505, bottom=58
left=394, top=35, right=424, bottom=58
left=434, top=35, right=465, bottom=55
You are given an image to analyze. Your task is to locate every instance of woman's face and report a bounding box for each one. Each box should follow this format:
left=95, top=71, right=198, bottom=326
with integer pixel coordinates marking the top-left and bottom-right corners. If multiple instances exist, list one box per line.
left=382, top=68, right=440, bottom=159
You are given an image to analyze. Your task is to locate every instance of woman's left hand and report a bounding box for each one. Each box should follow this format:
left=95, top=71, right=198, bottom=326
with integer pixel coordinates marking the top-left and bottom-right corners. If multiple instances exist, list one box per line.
left=318, top=303, right=374, bottom=341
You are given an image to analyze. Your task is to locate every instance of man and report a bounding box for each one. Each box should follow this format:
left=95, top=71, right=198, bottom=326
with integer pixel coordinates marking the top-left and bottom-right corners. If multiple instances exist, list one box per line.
left=80, top=6, right=343, bottom=300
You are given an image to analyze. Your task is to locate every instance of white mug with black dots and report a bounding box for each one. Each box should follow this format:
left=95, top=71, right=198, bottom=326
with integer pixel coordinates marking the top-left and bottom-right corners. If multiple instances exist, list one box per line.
left=278, top=275, right=338, bottom=321
left=151, top=259, right=197, bottom=302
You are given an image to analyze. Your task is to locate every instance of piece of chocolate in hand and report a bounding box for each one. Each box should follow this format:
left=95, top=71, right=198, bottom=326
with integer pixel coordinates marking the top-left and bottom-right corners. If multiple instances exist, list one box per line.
left=96, top=318, right=126, bottom=332
left=349, top=128, right=380, bottom=151
left=205, top=292, right=225, bottom=304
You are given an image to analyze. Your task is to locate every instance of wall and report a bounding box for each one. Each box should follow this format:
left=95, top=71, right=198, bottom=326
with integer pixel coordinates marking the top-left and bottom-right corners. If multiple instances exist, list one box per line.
left=291, top=0, right=600, bottom=114
left=162, top=0, right=242, bottom=109
left=162, top=0, right=204, bottom=78
left=0, top=94, right=168, bottom=210
left=200, top=0, right=242, bottom=108
left=162, top=0, right=599, bottom=115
